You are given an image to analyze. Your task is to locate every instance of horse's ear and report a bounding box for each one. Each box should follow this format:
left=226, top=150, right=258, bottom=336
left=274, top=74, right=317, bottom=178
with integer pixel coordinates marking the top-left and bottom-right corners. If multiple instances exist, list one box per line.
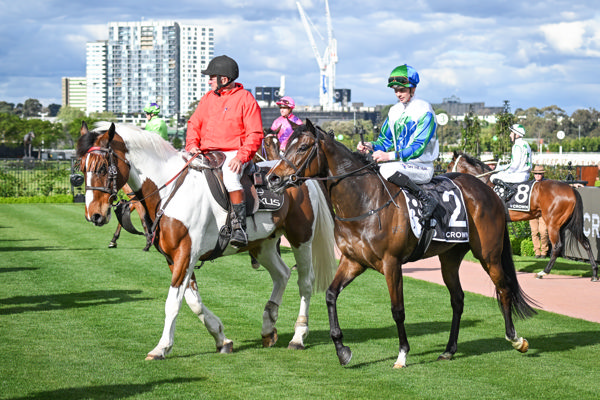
left=80, top=121, right=89, bottom=136
left=453, top=150, right=458, bottom=157
left=305, top=118, right=315, bottom=132
left=108, top=123, right=116, bottom=143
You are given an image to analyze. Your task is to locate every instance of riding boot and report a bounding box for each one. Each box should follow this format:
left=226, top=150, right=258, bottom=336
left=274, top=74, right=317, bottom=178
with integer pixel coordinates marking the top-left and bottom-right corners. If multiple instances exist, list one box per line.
left=388, top=171, right=438, bottom=226
left=494, top=179, right=516, bottom=201
left=230, top=202, right=248, bottom=248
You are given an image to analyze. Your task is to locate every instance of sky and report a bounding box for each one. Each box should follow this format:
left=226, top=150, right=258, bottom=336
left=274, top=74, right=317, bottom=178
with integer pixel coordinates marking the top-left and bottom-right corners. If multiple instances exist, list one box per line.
left=1, top=0, right=600, bottom=115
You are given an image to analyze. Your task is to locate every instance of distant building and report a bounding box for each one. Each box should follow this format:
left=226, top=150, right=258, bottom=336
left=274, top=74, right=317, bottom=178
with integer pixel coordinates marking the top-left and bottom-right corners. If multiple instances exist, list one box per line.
left=85, top=20, right=214, bottom=118
left=86, top=40, right=107, bottom=114
left=432, top=95, right=503, bottom=122
left=61, top=77, right=87, bottom=111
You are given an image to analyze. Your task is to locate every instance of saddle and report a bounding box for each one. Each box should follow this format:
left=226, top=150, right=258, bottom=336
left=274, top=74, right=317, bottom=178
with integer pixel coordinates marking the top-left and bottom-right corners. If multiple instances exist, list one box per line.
left=182, top=151, right=284, bottom=215
left=494, top=180, right=537, bottom=212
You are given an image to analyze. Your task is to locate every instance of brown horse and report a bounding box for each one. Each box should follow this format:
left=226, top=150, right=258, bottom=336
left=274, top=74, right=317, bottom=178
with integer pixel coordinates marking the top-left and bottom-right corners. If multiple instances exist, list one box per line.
left=266, top=120, right=536, bottom=368
left=448, top=151, right=598, bottom=282
left=76, top=121, right=338, bottom=359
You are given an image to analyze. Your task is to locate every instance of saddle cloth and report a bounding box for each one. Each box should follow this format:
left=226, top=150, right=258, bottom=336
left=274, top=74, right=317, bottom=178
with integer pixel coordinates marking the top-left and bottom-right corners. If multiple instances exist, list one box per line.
left=494, top=181, right=537, bottom=211
left=403, top=176, right=469, bottom=243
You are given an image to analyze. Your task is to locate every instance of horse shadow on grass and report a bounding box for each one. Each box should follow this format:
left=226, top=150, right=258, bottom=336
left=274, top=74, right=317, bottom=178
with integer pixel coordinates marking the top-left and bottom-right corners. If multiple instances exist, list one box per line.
left=229, top=319, right=480, bottom=353
left=0, top=290, right=152, bottom=315
left=5, top=377, right=203, bottom=400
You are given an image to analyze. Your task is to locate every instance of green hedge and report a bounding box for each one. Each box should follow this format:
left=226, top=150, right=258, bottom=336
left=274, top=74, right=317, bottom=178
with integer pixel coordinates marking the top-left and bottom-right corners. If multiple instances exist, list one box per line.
left=0, top=194, right=75, bottom=204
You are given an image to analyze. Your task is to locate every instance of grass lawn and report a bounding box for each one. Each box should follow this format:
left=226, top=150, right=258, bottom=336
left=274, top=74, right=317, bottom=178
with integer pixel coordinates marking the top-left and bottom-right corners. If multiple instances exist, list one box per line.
left=1, top=204, right=598, bottom=400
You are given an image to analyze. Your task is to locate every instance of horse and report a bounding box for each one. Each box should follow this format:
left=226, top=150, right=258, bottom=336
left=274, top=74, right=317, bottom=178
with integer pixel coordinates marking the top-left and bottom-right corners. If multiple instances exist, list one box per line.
left=76, top=121, right=338, bottom=360
left=107, top=183, right=151, bottom=249
left=266, top=120, right=536, bottom=368
left=448, top=151, right=599, bottom=282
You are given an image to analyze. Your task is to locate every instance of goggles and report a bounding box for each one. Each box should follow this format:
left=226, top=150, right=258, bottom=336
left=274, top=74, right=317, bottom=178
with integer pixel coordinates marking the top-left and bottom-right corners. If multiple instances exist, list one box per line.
left=388, top=76, right=410, bottom=86
left=277, top=100, right=292, bottom=107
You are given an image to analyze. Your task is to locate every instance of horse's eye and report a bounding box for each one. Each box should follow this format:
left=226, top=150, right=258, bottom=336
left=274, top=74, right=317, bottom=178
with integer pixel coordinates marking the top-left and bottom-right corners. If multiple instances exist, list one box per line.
left=299, top=144, right=310, bottom=152
left=98, top=165, right=107, bottom=175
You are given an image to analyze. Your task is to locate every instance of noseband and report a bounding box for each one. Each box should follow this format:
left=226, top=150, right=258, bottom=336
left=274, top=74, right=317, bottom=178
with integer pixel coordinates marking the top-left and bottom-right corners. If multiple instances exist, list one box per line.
left=83, top=146, right=129, bottom=203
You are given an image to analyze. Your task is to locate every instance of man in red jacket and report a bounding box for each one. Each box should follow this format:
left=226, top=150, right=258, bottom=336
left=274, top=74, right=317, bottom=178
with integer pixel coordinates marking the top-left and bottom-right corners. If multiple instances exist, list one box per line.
left=186, top=55, right=264, bottom=248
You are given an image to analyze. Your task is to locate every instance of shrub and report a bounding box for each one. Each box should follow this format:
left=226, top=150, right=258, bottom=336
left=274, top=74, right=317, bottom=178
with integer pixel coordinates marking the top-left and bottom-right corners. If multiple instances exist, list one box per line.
left=520, top=238, right=535, bottom=257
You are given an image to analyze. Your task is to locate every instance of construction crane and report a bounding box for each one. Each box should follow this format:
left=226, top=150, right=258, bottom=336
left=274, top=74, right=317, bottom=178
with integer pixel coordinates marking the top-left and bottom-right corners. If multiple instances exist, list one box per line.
left=296, top=0, right=338, bottom=111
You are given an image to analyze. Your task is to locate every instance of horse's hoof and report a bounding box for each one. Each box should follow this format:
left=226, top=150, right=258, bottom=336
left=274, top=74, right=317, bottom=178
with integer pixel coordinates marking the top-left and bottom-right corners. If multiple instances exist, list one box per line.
left=217, top=341, right=233, bottom=354
left=262, top=328, right=278, bottom=348
left=287, top=342, right=305, bottom=350
left=145, top=354, right=165, bottom=361
left=536, top=272, right=546, bottom=279
left=337, top=346, right=352, bottom=366
left=108, top=242, right=117, bottom=248
left=591, top=276, right=599, bottom=282
left=437, top=352, right=453, bottom=361
left=251, top=261, right=260, bottom=270
left=392, top=362, right=406, bottom=369
left=517, top=338, right=529, bottom=353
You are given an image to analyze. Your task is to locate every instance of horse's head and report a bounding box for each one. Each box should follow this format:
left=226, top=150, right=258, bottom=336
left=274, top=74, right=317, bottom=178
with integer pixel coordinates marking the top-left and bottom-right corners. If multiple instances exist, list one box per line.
left=267, top=119, right=326, bottom=192
left=76, top=121, right=130, bottom=226
left=262, top=128, right=281, bottom=160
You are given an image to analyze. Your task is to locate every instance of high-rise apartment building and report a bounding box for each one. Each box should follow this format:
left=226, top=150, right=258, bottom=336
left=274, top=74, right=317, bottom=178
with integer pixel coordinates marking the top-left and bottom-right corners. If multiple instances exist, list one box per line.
left=85, top=20, right=214, bottom=118
left=86, top=40, right=107, bottom=114
left=61, top=77, right=87, bottom=111
left=179, top=25, right=214, bottom=116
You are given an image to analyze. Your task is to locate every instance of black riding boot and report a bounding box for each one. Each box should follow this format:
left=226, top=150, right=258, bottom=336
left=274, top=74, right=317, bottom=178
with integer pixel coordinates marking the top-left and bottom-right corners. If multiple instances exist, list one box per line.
left=388, top=172, right=438, bottom=226
left=494, top=179, right=516, bottom=201
left=230, top=203, right=248, bottom=248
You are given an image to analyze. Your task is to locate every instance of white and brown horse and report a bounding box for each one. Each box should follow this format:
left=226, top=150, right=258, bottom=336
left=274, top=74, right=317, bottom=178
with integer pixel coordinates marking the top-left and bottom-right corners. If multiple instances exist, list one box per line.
left=76, top=121, right=337, bottom=360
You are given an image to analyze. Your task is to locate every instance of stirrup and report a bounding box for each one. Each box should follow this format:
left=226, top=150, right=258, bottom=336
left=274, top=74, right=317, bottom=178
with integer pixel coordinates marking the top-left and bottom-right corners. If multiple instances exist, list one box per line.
left=230, top=228, right=248, bottom=248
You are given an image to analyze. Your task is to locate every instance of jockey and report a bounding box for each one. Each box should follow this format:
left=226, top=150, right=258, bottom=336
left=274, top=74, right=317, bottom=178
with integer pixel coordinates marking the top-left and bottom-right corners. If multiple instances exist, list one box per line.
left=357, top=64, right=439, bottom=226
left=490, top=124, right=532, bottom=200
left=271, top=96, right=303, bottom=151
left=186, top=55, right=264, bottom=248
left=143, top=103, right=168, bottom=140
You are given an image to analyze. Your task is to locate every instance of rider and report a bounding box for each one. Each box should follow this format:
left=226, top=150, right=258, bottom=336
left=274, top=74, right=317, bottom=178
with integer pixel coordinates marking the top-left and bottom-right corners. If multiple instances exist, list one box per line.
left=490, top=124, right=532, bottom=200
left=143, top=103, right=169, bottom=140
left=271, top=96, right=303, bottom=151
left=357, top=64, right=439, bottom=226
left=186, top=55, right=264, bottom=248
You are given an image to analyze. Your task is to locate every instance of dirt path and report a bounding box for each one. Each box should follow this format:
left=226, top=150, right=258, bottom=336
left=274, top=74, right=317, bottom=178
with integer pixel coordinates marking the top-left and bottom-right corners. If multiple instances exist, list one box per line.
left=402, top=258, right=600, bottom=323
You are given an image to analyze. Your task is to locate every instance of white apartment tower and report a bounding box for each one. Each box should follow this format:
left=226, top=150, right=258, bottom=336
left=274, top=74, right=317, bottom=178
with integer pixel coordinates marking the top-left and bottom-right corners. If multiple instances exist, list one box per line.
left=104, top=21, right=179, bottom=116
left=86, top=41, right=107, bottom=114
left=179, top=25, right=214, bottom=116
left=86, top=20, right=215, bottom=117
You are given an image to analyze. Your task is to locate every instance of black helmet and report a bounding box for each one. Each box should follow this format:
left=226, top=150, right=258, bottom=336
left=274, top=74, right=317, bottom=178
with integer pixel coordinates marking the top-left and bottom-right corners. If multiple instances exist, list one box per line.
left=201, top=55, right=239, bottom=81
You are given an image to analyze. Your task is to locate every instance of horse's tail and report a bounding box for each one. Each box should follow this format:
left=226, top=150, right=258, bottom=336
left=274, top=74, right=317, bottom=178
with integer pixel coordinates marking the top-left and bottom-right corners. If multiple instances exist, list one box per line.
left=305, top=180, right=338, bottom=292
left=562, top=188, right=589, bottom=255
left=499, top=226, right=538, bottom=319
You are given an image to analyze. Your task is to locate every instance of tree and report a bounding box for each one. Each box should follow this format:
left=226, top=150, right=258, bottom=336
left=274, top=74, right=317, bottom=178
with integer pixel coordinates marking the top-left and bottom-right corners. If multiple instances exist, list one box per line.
left=47, top=104, right=61, bottom=117
left=0, top=101, right=15, bottom=114
left=22, top=98, right=43, bottom=117
left=460, top=107, right=481, bottom=156
left=493, top=100, right=514, bottom=160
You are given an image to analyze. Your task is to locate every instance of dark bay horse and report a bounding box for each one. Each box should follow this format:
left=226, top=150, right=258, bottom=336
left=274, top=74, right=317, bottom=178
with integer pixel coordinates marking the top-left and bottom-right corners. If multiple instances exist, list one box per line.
left=266, top=121, right=536, bottom=368
left=448, top=151, right=598, bottom=282
left=76, top=121, right=338, bottom=359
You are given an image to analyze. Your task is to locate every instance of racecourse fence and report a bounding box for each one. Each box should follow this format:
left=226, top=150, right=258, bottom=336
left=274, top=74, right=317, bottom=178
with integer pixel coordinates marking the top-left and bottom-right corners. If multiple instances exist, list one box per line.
left=0, top=158, right=81, bottom=198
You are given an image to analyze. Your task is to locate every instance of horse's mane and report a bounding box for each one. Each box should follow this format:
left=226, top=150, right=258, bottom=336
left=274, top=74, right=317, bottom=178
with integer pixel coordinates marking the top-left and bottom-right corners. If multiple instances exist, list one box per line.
left=96, top=122, right=179, bottom=161
left=288, top=122, right=374, bottom=168
left=455, top=151, right=491, bottom=172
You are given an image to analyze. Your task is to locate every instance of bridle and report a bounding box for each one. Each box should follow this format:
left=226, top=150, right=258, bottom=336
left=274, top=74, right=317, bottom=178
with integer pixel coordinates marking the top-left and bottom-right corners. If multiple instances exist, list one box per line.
left=82, top=145, right=130, bottom=204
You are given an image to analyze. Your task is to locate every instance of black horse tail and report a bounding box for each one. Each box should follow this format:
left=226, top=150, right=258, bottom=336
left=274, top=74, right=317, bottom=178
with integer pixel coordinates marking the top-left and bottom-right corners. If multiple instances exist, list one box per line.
left=562, top=189, right=590, bottom=255
left=499, top=226, right=538, bottom=319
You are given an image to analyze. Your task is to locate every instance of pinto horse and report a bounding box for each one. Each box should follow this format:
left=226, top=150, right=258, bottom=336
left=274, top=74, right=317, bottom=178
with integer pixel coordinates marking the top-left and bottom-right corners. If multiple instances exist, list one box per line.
left=76, top=121, right=337, bottom=359
left=448, top=151, right=598, bottom=282
left=266, top=120, right=536, bottom=368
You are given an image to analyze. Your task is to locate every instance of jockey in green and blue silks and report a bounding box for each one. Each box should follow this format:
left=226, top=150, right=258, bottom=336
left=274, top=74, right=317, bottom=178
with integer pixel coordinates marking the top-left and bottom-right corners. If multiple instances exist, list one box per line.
left=367, top=64, right=439, bottom=184
left=356, top=64, right=439, bottom=225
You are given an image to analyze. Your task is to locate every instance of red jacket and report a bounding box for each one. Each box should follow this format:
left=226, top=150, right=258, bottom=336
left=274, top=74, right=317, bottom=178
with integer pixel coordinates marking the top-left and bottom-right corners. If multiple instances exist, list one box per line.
left=186, top=83, right=263, bottom=164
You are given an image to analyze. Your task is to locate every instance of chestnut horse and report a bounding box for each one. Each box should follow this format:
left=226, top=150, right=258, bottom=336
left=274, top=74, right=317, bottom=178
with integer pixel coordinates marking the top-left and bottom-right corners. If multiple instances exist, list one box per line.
left=266, top=120, right=536, bottom=368
left=76, top=121, right=337, bottom=359
left=448, top=151, right=598, bottom=282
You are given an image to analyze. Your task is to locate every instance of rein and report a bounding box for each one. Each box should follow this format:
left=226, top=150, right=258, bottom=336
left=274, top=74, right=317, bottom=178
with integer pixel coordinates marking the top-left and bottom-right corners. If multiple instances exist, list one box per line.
left=279, top=128, right=401, bottom=226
